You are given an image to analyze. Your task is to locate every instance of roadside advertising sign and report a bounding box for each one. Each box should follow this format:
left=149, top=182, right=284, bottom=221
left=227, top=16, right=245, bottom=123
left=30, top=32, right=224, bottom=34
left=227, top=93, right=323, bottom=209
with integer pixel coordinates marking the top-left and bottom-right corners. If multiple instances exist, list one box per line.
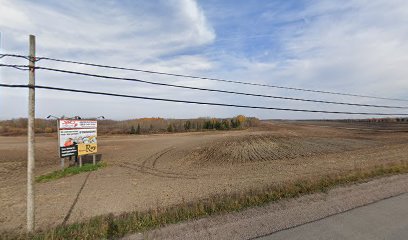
left=58, top=120, right=97, bottom=158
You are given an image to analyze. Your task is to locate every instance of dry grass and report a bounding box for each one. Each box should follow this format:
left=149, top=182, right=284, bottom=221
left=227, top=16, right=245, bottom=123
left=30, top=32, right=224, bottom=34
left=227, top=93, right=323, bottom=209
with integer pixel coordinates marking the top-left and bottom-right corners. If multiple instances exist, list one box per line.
left=2, top=162, right=408, bottom=240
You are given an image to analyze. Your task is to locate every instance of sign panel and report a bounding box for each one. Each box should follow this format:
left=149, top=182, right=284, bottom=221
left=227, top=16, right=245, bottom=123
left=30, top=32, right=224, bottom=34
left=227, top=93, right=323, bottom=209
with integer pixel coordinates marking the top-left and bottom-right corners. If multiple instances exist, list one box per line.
left=59, top=120, right=97, bottom=129
left=60, top=145, right=78, bottom=158
left=58, top=120, right=97, bottom=157
left=78, top=143, right=97, bottom=155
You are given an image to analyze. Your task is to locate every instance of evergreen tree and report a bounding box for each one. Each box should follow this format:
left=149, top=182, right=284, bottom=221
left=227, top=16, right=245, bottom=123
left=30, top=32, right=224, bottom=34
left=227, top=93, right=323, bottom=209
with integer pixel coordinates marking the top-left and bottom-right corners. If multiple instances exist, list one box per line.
left=204, top=120, right=211, bottom=129
left=167, top=124, right=173, bottom=132
left=230, top=119, right=237, bottom=128
left=184, top=120, right=191, bottom=130
left=136, top=124, right=141, bottom=134
left=130, top=125, right=136, bottom=134
left=222, top=119, right=230, bottom=129
left=214, top=120, right=222, bottom=130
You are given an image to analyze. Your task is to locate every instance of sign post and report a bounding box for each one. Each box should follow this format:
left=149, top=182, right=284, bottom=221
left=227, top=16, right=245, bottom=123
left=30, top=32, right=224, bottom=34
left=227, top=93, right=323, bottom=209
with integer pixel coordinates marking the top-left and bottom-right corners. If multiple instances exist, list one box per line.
left=57, top=119, right=65, bottom=169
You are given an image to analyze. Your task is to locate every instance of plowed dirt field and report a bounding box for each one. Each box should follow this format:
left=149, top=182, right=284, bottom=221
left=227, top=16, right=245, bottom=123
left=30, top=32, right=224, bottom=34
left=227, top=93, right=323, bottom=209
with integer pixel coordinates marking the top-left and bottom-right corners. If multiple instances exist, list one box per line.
left=1, top=121, right=408, bottom=232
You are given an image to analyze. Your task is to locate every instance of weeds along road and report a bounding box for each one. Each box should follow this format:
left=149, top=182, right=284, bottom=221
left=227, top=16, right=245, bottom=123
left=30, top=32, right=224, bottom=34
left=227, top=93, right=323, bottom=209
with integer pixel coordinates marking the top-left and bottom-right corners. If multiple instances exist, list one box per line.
left=133, top=173, right=408, bottom=240
left=1, top=121, right=408, bottom=232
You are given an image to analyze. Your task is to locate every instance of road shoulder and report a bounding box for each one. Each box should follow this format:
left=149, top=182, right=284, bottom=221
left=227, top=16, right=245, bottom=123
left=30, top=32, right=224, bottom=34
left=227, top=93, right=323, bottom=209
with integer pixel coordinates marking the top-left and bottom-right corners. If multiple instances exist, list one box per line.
left=124, top=173, right=408, bottom=240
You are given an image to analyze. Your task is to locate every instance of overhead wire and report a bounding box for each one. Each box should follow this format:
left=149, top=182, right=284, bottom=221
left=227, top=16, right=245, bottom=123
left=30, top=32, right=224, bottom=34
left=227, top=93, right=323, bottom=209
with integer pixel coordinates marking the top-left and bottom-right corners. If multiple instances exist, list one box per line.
left=1, top=83, right=408, bottom=116
left=1, top=53, right=407, bottom=102
left=0, top=53, right=30, bottom=61
left=2, top=53, right=408, bottom=115
left=35, top=55, right=408, bottom=102
left=0, top=63, right=30, bottom=71
left=34, top=66, right=408, bottom=109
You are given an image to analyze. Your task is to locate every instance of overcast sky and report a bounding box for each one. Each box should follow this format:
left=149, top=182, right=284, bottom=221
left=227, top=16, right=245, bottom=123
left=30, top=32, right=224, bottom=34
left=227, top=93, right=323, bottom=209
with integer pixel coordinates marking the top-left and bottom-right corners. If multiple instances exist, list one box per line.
left=1, top=0, right=408, bottom=120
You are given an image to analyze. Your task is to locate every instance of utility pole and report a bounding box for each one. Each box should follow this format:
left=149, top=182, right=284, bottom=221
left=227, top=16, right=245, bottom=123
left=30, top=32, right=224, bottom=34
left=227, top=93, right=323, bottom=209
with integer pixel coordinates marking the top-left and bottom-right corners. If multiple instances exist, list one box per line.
left=27, top=34, right=35, bottom=233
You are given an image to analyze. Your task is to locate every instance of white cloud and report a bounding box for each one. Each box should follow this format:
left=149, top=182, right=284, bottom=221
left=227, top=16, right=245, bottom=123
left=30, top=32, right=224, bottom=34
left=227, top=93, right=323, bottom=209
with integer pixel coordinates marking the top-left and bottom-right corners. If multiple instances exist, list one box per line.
left=1, top=0, right=408, bottom=120
left=0, top=0, right=219, bottom=119
left=200, top=0, right=408, bottom=119
left=0, top=0, right=215, bottom=57
left=280, top=0, right=408, bottom=96
left=176, top=0, right=215, bottom=45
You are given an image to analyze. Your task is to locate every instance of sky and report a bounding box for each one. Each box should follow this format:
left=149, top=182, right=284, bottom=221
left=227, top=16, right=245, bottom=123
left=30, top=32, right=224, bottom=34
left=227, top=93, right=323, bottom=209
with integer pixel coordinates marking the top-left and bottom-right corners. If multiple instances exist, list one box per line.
left=1, top=0, right=408, bottom=120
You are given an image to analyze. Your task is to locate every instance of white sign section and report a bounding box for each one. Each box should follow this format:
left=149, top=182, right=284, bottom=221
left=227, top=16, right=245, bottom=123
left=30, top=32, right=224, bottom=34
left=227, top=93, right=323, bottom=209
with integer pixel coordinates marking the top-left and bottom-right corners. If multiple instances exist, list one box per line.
left=59, top=120, right=97, bottom=129
left=59, top=129, right=97, bottom=146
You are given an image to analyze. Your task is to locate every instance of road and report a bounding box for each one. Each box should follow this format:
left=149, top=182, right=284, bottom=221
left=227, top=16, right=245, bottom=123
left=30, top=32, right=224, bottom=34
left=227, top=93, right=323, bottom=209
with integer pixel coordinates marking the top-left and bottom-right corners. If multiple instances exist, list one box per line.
left=124, top=174, right=408, bottom=240
left=258, top=193, right=408, bottom=240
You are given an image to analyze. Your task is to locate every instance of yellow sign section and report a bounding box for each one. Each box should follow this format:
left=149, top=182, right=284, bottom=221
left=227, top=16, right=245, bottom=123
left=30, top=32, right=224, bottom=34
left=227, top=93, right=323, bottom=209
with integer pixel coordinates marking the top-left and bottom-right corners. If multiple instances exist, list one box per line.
left=78, top=143, right=97, bottom=156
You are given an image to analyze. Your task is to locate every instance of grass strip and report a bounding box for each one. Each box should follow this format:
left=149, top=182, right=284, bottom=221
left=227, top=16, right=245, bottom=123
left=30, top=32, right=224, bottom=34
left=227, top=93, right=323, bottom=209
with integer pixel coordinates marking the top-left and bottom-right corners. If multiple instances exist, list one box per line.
left=3, top=162, right=408, bottom=240
left=35, top=162, right=106, bottom=183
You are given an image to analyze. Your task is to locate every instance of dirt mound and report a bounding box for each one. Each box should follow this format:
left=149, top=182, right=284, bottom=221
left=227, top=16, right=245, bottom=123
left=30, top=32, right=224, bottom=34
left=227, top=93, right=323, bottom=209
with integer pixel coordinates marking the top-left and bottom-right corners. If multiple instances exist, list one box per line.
left=187, top=133, right=378, bottom=165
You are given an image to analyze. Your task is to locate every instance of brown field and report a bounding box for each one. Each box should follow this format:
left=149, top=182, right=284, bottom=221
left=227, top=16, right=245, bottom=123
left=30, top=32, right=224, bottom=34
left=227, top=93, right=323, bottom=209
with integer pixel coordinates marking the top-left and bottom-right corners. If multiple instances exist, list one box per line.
left=1, top=120, right=408, bottom=232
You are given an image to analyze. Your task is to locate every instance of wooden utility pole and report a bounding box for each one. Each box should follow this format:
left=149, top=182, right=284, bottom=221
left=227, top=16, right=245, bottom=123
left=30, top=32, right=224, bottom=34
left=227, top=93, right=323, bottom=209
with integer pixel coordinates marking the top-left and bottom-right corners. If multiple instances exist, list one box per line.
left=27, top=35, right=36, bottom=233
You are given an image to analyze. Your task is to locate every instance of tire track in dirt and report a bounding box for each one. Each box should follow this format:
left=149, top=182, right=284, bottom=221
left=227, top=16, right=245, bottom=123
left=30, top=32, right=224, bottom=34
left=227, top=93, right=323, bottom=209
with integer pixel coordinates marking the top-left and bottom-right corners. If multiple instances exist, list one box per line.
left=119, top=147, right=198, bottom=180
left=141, top=147, right=174, bottom=171
left=119, top=163, right=197, bottom=180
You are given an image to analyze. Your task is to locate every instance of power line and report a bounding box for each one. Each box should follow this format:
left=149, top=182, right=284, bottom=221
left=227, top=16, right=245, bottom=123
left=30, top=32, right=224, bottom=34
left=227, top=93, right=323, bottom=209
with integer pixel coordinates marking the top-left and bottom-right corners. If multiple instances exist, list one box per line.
left=0, top=63, right=30, bottom=71
left=34, top=66, right=408, bottom=109
left=34, top=55, right=408, bottom=102
left=0, top=53, right=30, bottom=61
left=1, top=53, right=407, bottom=102
left=1, top=83, right=408, bottom=116
left=2, top=61, right=407, bottom=109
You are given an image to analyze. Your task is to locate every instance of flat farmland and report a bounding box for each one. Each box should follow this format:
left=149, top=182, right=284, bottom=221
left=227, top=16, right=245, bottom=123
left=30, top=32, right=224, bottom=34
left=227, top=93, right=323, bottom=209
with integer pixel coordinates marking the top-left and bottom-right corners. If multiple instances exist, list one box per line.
left=1, top=121, right=408, bottom=232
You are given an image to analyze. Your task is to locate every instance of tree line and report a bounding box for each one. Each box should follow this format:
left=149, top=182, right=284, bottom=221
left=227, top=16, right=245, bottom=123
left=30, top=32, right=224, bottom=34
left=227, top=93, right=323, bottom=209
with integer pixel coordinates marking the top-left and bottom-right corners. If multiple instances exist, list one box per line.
left=0, top=115, right=260, bottom=136
left=112, top=115, right=259, bottom=134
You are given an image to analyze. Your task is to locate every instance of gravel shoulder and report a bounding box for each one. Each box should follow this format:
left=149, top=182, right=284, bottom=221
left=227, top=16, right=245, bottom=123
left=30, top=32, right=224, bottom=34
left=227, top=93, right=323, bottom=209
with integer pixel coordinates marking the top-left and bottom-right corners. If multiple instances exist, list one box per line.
left=128, top=173, right=408, bottom=240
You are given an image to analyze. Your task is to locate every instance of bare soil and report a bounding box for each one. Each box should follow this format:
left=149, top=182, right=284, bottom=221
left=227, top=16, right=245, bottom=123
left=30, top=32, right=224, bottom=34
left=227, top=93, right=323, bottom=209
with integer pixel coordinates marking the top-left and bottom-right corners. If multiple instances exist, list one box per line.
left=1, top=121, right=408, bottom=232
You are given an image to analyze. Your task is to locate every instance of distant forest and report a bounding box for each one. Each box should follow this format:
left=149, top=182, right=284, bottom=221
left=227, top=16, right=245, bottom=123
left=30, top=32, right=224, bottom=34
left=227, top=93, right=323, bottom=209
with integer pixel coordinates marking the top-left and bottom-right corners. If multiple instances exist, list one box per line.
left=0, top=115, right=260, bottom=136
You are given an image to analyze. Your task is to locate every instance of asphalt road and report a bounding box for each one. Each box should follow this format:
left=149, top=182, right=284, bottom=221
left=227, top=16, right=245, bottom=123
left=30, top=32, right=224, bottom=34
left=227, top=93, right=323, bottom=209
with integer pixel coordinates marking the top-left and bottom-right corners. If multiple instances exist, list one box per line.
left=258, top=193, right=408, bottom=240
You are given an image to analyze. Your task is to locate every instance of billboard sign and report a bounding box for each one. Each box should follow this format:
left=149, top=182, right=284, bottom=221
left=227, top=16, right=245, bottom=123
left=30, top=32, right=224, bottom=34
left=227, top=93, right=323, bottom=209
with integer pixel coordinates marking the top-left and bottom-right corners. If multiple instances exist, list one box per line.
left=58, top=120, right=97, bottom=158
